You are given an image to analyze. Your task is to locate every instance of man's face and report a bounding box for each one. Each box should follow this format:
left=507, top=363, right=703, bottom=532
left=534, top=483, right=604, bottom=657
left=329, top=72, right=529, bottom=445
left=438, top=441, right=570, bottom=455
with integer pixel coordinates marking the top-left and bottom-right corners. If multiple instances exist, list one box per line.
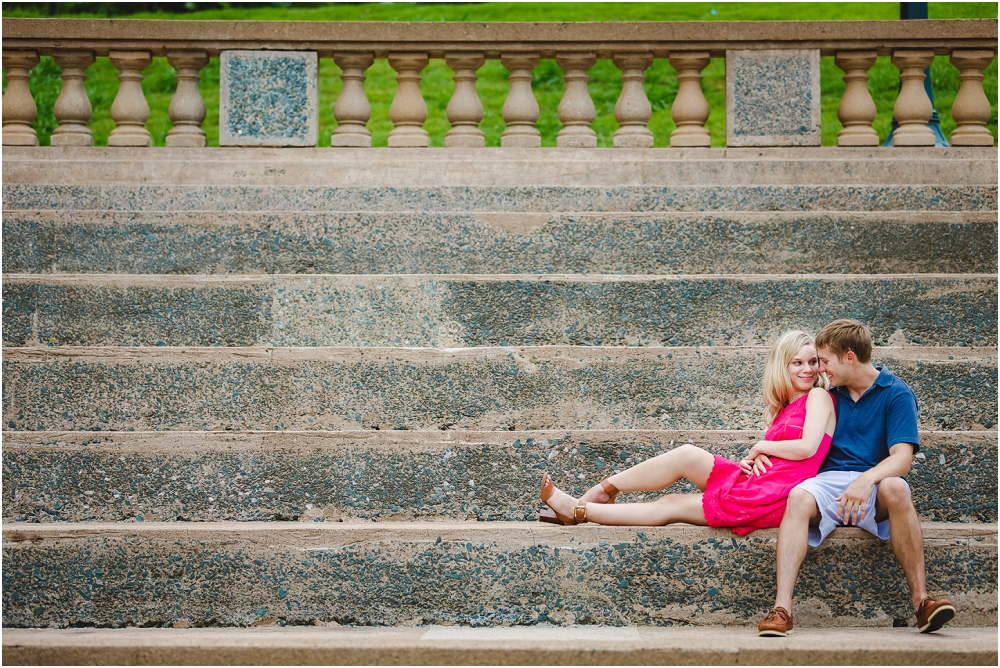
left=817, top=346, right=851, bottom=387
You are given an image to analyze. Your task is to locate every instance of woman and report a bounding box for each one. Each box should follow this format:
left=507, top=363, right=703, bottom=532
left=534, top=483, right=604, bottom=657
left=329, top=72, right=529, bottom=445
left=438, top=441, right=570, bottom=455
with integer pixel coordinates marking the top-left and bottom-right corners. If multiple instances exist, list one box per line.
left=539, top=330, right=836, bottom=534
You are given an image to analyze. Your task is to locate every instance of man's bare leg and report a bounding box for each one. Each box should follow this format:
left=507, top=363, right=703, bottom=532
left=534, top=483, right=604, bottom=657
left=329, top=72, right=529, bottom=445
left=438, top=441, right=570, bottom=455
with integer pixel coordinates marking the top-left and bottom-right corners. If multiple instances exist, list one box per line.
left=774, top=488, right=820, bottom=612
left=874, top=477, right=927, bottom=608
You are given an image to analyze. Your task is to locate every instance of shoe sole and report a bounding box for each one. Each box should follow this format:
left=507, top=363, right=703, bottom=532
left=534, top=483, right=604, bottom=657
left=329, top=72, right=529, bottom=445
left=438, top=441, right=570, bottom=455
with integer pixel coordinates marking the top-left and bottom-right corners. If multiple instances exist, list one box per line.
left=758, top=629, right=789, bottom=637
left=918, top=605, right=956, bottom=633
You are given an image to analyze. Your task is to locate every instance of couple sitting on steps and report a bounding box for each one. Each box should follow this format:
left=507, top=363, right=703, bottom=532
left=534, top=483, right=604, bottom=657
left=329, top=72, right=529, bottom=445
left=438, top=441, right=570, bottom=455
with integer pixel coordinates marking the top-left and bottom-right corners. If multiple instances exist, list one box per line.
left=539, top=319, right=956, bottom=636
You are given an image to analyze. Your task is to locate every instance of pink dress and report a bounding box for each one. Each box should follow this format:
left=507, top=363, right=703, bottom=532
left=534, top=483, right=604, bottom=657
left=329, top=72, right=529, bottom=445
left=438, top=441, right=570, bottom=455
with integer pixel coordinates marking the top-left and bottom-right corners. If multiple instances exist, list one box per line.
left=701, top=391, right=834, bottom=536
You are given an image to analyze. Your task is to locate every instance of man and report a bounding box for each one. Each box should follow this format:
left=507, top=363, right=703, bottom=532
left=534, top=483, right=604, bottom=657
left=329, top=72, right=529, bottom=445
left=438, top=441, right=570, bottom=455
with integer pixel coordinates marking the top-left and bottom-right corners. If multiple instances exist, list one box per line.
left=757, top=319, right=955, bottom=636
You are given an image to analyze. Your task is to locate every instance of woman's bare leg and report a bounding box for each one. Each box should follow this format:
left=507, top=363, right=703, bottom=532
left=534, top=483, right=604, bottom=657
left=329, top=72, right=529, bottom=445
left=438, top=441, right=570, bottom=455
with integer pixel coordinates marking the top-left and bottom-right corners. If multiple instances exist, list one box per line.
left=543, top=481, right=708, bottom=527
left=578, top=444, right=716, bottom=504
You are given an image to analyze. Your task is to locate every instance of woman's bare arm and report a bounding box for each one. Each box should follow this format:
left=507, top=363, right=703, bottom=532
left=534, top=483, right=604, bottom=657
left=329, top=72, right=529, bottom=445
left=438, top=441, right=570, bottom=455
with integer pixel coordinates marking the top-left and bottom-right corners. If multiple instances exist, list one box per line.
left=746, top=388, right=835, bottom=462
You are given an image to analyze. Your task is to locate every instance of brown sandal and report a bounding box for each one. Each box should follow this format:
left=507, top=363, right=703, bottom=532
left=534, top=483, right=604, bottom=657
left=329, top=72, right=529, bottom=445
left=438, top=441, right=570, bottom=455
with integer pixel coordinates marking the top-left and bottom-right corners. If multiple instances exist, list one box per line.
left=599, top=476, right=620, bottom=504
left=539, top=474, right=577, bottom=525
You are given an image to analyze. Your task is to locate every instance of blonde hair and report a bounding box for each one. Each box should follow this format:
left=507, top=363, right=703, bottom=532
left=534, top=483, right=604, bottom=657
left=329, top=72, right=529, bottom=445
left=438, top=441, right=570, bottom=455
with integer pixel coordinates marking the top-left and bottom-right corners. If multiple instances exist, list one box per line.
left=762, top=330, right=829, bottom=425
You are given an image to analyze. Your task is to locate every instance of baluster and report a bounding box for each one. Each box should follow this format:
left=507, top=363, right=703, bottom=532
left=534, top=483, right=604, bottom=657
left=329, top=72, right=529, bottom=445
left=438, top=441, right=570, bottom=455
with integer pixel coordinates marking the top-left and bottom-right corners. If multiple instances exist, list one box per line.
left=556, top=53, right=597, bottom=148
left=165, top=51, right=208, bottom=148
left=500, top=53, right=541, bottom=148
left=51, top=50, right=95, bottom=146
left=949, top=50, right=995, bottom=146
left=445, top=52, right=485, bottom=148
left=834, top=51, right=878, bottom=147
left=890, top=50, right=935, bottom=147
left=612, top=53, right=653, bottom=148
left=387, top=52, right=429, bottom=148
left=331, top=52, right=374, bottom=147
left=2, top=50, right=40, bottom=146
left=108, top=51, right=152, bottom=147
left=669, top=52, right=711, bottom=148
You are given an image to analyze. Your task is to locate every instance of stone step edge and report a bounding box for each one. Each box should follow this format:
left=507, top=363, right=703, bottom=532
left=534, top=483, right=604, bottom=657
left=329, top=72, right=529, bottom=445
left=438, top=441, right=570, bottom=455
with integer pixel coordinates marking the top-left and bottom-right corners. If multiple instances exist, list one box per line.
left=5, top=345, right=996, bottom=362
left=2, top=626, right=996, bottom=666
left=5, top=521, right=995, bottom=544
left=7, top=210, right=996, bottom=221
left=4, top=428, right=994, bottom=447
left=6, top=272, right=999, bottom=283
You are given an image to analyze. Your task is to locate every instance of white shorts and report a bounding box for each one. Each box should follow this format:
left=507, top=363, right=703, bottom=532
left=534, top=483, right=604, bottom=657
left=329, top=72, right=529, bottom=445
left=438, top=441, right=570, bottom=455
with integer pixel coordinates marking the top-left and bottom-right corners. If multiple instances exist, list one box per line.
left=793, top=470, right=900, bottom=547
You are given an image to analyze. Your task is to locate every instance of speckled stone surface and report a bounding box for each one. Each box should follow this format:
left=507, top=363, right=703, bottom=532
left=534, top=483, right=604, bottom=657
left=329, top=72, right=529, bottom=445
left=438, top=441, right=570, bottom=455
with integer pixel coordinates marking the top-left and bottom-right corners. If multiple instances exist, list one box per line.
left=2, top=522, right=996, bottom=628
left=3, top=347, right=995, bottom=432
left=219, top=51, right=318, bottom=147
left=3, top=275, right=995, bottom=348
left=726, top=50, right=821, bottom=147
left=4, top=184, right=995, bottom=213
left=3, top=211, right=996, bottom=275
left=2, top=279, right=272, bottom=347
left=3, top=430, right=995, bottom=524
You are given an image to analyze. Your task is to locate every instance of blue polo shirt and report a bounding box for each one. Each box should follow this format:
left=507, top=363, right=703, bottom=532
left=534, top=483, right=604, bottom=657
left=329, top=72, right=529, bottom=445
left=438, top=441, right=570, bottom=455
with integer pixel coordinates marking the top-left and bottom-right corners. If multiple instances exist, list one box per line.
left=820, top=367, right=920, bottom=473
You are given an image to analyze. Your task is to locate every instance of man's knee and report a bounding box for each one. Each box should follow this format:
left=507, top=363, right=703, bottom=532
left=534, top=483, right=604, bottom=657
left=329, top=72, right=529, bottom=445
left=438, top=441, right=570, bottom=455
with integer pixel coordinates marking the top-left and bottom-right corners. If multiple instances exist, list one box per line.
left=877, top=477, right=913, bottom=508
left=786, top=488, right=818, bottom=517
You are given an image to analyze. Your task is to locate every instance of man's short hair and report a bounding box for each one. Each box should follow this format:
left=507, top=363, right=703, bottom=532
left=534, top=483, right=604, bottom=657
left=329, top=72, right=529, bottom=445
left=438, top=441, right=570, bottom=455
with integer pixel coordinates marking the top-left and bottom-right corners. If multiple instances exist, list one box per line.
left=816, top=319, right=873, bottom=363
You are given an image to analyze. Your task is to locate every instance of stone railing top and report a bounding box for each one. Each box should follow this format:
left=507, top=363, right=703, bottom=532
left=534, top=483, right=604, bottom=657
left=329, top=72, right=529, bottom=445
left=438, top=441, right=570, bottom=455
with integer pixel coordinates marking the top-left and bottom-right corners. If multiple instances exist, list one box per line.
left=3, top=18, right=997, bottom=58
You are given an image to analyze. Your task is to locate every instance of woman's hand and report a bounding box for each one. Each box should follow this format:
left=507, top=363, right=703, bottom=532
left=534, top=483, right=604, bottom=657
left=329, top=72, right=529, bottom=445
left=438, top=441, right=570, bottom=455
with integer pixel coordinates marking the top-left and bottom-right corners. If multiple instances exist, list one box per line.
left=739, top=453, right=772, bottom=477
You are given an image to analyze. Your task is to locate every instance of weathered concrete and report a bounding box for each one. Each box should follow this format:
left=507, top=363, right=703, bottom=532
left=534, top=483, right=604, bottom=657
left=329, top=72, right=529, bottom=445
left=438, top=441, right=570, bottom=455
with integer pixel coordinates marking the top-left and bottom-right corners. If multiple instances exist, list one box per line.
left=4, top=147, right=997, bottom=187
left=5, top=17, right=997, bottom=57
left=3, top=430, right=994, bottom=524
left=5, top=183, right=995, bottom=214
left=3, top=347, right=995, bottom=432
left=2, top=522, right=995, bottom=629
left=3, top=274, right=995, bottom=348
left=3, top=626, right=997, bottom=665
left=5, top=211, right=995, bottom=275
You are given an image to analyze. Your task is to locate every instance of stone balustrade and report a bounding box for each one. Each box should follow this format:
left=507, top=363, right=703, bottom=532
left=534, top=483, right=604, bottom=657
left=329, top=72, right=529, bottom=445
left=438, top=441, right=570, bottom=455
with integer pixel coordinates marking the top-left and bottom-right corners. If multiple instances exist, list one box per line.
left=2, top=18, right=996, bottom=148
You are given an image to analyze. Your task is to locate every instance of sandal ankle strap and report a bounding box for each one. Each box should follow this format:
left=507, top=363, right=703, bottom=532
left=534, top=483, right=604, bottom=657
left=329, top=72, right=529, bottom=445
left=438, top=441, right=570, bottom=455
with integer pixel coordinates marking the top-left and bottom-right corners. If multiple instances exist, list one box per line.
left=574, top=504, right=588, bottom=523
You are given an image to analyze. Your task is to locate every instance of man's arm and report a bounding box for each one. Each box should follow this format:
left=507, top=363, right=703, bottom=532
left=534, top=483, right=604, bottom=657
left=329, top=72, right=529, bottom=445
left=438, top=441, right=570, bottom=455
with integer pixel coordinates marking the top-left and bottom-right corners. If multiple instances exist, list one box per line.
left=835, top=442, right=914, bottom=525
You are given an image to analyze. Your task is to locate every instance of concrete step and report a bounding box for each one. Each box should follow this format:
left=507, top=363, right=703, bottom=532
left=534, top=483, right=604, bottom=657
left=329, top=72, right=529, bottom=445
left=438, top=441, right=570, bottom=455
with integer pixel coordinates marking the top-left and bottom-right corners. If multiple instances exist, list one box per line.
left=3, top=626, right=997, bottom=665
left=5, top=146, right=995, bottom=188
left=6, top=182, right=996, bottom=214
left=3, top=430, right=994, bottom=524
left=5, top=211, right=996, bottom=275
left=3, top=346, right=995, bottom=432
left=2, top=522, right=995, bottom=629
left=3, top=274, right=995, bottom=348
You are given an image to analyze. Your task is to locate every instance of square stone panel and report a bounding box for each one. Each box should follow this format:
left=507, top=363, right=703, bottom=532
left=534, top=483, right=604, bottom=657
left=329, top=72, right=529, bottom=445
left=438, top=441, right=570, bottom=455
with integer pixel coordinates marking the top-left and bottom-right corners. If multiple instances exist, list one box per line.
left=220, top=50, right=319, bottom=147
left=726, top=49, right=821, bottom=147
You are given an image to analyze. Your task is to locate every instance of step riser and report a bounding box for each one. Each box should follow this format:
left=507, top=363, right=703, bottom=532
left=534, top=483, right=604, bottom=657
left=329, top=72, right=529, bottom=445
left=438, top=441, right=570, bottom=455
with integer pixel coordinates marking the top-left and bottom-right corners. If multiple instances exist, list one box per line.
left=5, top=184, right=997, bottom=214
left=6, top=213, right=996, bottom=276
left=4, top=276, right=995, bottom=348
left=3, top=523, right=995, bottom=629
left=4, top=348, right=994, bottom=432
left=4, top=431, right=994, bottom=524
left=5, top=146, right=996, bottom=187
left=4, top=626, right=998, bottom=667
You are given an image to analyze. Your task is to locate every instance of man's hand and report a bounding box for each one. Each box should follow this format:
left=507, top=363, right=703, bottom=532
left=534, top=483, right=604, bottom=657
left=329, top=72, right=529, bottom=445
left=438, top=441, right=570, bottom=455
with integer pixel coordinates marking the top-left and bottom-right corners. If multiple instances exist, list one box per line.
left=835, top=475, right=875, bottom=524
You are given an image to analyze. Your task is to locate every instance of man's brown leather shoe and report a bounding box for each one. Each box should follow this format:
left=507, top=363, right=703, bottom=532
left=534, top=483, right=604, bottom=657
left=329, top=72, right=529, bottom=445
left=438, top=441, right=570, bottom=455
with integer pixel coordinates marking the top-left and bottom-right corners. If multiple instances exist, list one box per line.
left=758, top=607, right=793, bottom=636
left=916, top=596, right=955, bottom=633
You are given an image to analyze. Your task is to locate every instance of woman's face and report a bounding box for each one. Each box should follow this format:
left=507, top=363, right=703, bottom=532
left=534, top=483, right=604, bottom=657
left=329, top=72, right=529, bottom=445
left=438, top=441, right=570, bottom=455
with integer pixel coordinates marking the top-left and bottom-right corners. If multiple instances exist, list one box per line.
left=788, top=343, right=819, bottom=394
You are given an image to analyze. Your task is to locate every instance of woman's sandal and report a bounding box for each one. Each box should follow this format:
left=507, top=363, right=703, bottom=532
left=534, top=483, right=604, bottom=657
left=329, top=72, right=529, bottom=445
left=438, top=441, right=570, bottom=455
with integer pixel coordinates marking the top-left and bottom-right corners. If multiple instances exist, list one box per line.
left=598, top=476, right=620, bottom=504
left=539, top=474, right=587, bottom=525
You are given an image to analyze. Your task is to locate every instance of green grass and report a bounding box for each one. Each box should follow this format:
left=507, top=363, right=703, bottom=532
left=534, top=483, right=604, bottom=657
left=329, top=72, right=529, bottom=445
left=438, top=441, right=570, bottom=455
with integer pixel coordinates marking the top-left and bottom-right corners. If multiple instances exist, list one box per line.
left=3, top=2, right=997, bottom=147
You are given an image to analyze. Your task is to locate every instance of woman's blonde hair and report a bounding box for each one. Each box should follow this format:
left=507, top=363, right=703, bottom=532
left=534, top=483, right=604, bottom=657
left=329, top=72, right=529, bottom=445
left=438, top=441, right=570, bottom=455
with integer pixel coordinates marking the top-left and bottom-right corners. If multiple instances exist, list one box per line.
left=762, top=330, right=828, bottom=425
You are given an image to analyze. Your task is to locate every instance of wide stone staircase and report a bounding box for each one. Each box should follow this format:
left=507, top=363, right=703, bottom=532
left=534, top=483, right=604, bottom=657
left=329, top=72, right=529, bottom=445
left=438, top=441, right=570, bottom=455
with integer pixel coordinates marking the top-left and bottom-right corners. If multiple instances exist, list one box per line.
left=2, top=145, right=997, bottom=664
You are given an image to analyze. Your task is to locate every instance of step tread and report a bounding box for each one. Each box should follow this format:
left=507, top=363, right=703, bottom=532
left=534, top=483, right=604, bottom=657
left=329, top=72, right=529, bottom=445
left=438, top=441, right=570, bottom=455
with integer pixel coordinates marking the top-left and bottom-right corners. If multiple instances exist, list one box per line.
left=3, top=626, right=997, bottom=666
left=5, top=520, right=995, bottom=541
